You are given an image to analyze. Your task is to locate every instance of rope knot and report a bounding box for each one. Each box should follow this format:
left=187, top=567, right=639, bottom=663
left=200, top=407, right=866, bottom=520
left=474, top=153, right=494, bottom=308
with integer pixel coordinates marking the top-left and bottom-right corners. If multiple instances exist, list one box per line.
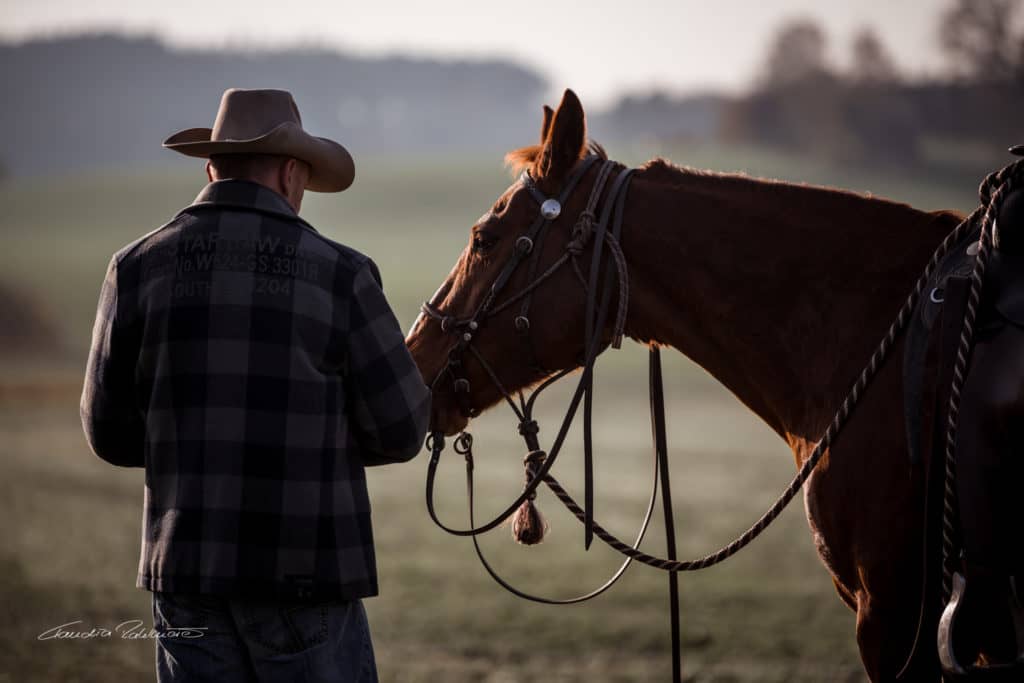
left=517, top=420, right=540, bottom=437
left=566, top=210, right=595, bottom=256
left=510, top=449, right=548, bottom=544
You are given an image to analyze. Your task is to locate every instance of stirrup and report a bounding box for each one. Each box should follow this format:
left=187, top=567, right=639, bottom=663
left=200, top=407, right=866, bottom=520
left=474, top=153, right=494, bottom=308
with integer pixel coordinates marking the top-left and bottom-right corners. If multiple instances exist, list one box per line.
left=938, top=572, right=1024, bottom=680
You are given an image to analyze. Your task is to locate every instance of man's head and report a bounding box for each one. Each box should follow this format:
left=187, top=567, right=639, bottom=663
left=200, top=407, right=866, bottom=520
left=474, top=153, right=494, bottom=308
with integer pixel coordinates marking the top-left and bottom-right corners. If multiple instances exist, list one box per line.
left=206, top=153, right=311, bottom=212
left=164, top=89, right=353, bottom=196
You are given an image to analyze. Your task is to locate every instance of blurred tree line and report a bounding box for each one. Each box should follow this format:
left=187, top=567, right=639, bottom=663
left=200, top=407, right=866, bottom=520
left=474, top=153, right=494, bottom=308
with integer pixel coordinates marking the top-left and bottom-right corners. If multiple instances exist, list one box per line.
left=719, top=0, right=1024, bottom=175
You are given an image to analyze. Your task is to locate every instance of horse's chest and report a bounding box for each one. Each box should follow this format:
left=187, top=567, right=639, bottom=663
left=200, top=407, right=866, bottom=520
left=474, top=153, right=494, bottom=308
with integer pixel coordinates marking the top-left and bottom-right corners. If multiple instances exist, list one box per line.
left=803, top=470, right=844, bottom=581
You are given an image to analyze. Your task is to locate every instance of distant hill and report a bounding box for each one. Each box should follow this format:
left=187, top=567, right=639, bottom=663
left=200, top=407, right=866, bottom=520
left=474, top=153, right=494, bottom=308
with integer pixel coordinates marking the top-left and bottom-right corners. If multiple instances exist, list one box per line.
left=0, top=34, right=548, bottom=177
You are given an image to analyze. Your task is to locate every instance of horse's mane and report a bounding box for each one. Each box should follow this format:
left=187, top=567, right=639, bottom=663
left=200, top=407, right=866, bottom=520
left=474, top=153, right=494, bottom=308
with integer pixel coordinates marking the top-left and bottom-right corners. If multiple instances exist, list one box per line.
left=638, top=157, right=966, bottom=224
left=505, top=148, right=963, bottom=228
left=640, top=157, right=845, bottom=196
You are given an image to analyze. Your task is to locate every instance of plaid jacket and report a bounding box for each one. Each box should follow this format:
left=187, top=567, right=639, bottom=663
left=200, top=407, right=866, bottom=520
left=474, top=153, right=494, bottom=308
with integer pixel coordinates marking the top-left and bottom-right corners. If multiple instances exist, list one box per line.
left=81, top=179, right=431, bottom=601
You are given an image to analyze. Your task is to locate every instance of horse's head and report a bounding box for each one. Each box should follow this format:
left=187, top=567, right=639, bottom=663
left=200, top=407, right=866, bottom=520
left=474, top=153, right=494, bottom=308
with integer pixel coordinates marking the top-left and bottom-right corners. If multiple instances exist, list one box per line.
left=407, top=89, right=603, bottom=436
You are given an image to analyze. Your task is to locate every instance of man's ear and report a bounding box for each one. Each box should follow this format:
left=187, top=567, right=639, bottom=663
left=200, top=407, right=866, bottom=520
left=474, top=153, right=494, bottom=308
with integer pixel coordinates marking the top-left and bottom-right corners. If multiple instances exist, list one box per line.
left=536, top=89, right=586, bottom=182
left=205, top=160, right=215, bottom=182
left=276, top=159, right=288, bottom=194
left=280, top=157, right=300, bottom=193
left=277, top=157, right=307, bottom=211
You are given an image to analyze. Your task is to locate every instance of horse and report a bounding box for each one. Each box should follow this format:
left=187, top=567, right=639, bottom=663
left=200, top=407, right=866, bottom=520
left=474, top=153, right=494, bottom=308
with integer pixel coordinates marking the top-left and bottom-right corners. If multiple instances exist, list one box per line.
left=405, top=88, right=974, bottom=681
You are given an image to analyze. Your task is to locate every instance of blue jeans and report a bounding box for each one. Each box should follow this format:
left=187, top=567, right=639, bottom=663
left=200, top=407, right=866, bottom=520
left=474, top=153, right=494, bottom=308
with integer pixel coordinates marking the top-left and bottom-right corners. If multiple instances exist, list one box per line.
left=152, top=592, right=377, bottom=682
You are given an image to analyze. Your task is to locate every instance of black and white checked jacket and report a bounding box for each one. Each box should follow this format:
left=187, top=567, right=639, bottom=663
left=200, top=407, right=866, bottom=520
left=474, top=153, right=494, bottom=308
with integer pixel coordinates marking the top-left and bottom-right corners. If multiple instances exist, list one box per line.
left=81, top=179, right=431, bottom=601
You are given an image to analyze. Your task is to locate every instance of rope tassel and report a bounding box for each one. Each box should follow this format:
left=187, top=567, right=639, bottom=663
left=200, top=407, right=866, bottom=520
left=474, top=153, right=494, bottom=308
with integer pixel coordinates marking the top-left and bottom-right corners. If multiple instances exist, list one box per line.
left=511, top=450, right=549, bottom=545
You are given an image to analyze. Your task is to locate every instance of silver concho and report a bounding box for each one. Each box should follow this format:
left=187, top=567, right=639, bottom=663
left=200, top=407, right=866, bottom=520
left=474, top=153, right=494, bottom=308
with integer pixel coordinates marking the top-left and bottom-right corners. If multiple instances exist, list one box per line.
left=540, top=198, right=562, bottom=220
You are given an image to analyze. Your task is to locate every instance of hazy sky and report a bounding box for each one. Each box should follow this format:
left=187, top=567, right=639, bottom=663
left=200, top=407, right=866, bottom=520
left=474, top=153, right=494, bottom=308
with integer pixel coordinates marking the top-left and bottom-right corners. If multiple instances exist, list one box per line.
left=1, top=0, right=961, bottom=107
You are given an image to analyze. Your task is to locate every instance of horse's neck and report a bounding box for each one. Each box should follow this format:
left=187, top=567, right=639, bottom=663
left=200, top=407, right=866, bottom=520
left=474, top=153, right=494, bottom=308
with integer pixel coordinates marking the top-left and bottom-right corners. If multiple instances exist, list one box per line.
left=620, top=164, right=959, bottom=451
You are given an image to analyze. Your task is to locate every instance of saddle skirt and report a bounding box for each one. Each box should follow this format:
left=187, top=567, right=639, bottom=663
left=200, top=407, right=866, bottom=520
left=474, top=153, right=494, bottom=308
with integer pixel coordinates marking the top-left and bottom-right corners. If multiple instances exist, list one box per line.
left=902, top=223, right=978, bottom=465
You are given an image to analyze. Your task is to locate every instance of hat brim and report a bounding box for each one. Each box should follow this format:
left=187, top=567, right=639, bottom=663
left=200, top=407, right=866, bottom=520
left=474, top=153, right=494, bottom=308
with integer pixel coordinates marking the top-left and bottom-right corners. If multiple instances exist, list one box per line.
left=163, top=121, right=354, bottom=193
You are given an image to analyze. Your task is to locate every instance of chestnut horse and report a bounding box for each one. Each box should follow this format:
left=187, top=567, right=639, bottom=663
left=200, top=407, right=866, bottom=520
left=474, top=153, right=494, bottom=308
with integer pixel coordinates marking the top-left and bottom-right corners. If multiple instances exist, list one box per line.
left=406, top=89, right=965, bottom=680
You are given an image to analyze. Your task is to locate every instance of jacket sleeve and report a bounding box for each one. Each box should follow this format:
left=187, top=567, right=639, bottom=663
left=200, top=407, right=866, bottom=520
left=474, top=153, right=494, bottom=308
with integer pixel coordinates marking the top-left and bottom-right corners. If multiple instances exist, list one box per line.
left=80, top=256, right=145, bottom=468
left=346, top=260, right=431, bottom=466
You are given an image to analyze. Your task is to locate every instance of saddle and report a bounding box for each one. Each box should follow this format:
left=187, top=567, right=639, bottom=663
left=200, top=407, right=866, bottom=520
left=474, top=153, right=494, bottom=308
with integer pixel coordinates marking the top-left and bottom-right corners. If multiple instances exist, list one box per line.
left=901, top=187, right=1024, bottom=679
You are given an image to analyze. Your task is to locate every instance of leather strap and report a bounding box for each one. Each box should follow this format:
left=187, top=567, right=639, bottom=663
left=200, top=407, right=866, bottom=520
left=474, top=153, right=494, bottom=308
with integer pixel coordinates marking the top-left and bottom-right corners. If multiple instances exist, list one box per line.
left=651, top=346, right=682, bottom=682
left=583, top=166, right=633, bottom=549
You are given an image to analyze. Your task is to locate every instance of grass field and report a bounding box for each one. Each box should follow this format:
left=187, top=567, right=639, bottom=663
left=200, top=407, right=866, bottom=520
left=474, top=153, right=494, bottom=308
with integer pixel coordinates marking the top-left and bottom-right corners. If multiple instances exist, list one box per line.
left=0, top=144, right=983, bottom=682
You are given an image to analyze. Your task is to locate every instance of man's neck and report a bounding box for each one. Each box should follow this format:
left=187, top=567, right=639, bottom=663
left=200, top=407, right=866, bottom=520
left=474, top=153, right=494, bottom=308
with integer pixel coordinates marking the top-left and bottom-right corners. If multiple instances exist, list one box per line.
left=210, top=174, right=298, bottom=213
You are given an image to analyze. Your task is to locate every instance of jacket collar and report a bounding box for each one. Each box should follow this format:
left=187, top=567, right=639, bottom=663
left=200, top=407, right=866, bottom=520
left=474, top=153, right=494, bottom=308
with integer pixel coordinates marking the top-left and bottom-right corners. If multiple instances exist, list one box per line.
left=184, top=179, right=317, bottom=232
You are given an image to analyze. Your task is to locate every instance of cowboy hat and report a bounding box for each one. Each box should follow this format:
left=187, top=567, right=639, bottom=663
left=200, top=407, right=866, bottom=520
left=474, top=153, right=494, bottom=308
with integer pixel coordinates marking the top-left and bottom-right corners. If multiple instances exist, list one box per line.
left=163, top=88, right=354, bottom=192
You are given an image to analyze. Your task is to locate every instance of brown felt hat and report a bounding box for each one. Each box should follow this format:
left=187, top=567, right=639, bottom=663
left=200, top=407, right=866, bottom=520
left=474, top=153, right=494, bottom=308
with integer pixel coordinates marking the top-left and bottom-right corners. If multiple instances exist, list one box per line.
left=163, top=88, right=354, bottom=192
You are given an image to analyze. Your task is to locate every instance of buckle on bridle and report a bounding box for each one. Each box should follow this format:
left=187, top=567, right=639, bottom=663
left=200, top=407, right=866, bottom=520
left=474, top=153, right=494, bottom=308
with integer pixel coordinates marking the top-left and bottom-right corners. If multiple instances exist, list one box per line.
left=515, top=236, right=534, bottom=256
left=454, top=432, right=473, bottom=454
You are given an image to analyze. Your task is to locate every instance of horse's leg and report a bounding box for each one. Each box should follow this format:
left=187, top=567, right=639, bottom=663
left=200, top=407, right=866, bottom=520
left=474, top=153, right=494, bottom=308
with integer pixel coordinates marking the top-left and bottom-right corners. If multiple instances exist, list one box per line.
left=854, top=584, right=934, bottom=682
left=806, top=472, right=920, bottom=681
left=802, top=357, right=935, bottom=681
left=854, top=595, right=885, bottom=681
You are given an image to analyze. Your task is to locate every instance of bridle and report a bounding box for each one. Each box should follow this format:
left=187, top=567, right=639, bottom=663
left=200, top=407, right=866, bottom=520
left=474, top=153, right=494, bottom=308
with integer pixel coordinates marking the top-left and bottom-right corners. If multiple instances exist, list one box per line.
left=417, top=153, right=687, bottom=679
left=419, top=153, right=637, bottom=543
left=419, top=154, right=628, bottom=417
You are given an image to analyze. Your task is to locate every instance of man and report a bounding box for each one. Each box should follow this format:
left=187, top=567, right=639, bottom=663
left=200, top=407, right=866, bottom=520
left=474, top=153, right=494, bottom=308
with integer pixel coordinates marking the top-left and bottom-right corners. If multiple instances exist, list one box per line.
left=81, top=88, right=430, bottom=682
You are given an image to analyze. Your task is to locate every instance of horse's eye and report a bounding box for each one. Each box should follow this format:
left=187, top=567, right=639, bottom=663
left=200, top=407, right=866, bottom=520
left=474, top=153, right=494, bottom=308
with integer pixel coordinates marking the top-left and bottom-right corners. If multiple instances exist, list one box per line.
left=472, top=232, right=498, bottom=254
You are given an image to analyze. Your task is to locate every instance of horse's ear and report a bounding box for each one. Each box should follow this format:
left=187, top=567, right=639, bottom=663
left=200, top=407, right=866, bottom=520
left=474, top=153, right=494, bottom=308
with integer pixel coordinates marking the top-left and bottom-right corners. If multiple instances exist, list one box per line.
left=537, top=89, right=586, bottom=181
left=539, top=105, right=554, bottom=142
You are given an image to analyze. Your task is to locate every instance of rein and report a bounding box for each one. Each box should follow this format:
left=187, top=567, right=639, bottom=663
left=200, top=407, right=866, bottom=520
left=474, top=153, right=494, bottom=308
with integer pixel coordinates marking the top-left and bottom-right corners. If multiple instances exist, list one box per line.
left=417, top=152, right=1022, bottom=680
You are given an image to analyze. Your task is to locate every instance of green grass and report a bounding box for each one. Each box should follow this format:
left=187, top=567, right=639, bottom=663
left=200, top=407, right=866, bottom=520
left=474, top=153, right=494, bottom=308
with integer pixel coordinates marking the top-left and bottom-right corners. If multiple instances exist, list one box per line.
left=0, top=144, right=984, bottom=681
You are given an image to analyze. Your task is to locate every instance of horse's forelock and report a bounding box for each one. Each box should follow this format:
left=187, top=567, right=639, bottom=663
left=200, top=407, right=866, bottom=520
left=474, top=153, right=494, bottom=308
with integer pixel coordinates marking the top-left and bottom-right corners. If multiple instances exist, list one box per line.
left=504, top=145, right=542, bottom=176
left=503, top=140, right=605, bottom=178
